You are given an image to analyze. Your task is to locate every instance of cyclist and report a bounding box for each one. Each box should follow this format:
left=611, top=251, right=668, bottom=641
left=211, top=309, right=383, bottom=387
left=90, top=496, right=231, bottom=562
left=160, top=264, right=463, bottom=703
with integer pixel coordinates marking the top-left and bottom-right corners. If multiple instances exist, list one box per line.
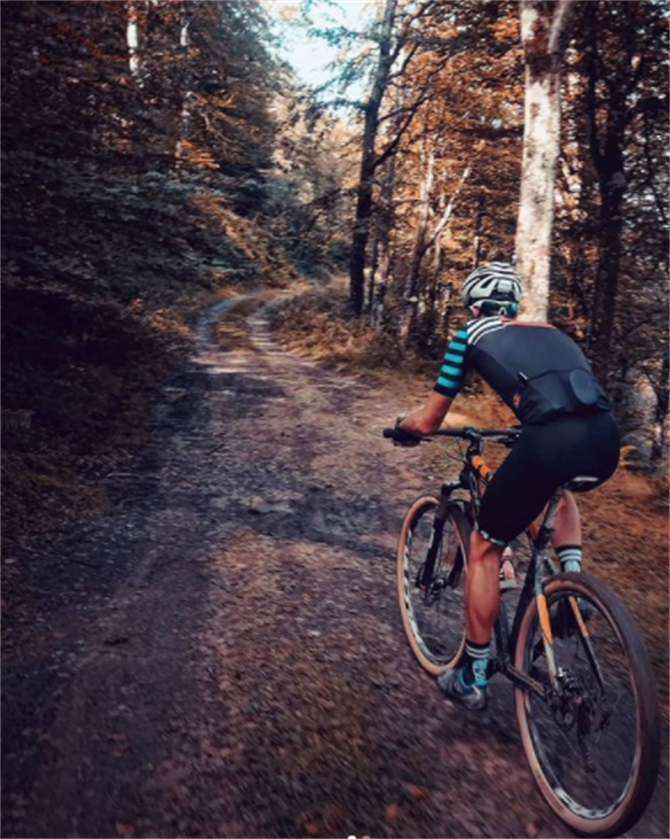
left=395, top=262, right=619, bottom=711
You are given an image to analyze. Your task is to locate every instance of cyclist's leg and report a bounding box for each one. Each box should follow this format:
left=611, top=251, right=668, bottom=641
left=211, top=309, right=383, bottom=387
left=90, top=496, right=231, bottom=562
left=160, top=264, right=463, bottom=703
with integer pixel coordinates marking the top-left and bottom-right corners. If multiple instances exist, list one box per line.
left=439, top=437, right=551, bottom=709
left=438, top=531, right=503, bottom=707
left=465, top=530, right=504, bottom=644
left=552, top=491, right=583, bottom=572
left=551, top=492, right=591, bottom=632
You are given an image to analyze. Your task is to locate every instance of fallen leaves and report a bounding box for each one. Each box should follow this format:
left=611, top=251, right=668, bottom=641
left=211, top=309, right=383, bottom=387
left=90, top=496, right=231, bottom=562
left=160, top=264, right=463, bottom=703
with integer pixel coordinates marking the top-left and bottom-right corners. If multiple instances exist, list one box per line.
left=525, top=820, right=540, bottom=838
left=405, top=783, right=426, bottom=800
left=384, top=803, right=399, bottom=820
left=107, top=733, right=129, bottom=759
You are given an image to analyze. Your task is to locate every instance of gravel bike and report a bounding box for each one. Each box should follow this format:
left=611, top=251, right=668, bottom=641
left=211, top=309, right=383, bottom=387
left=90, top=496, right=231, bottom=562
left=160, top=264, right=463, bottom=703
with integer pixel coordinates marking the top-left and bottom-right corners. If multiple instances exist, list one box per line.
left=383, top=424, right=661, bottom=837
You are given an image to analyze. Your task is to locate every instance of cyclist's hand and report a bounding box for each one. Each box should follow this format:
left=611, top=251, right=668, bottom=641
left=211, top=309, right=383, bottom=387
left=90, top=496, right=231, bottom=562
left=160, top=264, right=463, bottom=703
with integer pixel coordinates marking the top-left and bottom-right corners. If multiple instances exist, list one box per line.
left=392, top=416, right=421, bottom=447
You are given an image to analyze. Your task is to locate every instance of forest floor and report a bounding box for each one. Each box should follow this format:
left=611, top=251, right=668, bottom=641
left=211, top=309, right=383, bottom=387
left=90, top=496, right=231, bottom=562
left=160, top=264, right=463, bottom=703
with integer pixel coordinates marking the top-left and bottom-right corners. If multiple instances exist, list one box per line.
left=2, top=293, right=668, bottom=839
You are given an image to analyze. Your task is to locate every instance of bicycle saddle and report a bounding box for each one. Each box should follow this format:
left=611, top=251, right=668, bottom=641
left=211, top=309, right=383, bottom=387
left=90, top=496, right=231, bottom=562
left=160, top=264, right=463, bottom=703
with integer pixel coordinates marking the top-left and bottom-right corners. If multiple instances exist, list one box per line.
left=564, top=475, right=600, bottom=492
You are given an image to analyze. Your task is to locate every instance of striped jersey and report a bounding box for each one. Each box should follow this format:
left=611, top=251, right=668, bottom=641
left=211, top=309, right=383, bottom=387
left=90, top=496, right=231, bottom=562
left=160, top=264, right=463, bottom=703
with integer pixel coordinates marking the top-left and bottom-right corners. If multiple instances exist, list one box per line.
left=433, top=316, right=610, bottom=424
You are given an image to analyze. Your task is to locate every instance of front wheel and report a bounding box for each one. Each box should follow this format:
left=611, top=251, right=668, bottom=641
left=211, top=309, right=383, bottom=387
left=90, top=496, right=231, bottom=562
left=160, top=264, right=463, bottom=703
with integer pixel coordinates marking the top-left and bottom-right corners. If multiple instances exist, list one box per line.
left=396, top=495, right=470, bottom=674
left=514, top=573, right=661, bottom=837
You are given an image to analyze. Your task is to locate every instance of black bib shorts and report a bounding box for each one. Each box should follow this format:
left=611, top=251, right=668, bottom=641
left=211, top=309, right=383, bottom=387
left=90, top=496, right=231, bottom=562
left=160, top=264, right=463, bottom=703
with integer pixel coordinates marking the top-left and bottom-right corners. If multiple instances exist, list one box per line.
left=477, top=411, right=620, bottom=546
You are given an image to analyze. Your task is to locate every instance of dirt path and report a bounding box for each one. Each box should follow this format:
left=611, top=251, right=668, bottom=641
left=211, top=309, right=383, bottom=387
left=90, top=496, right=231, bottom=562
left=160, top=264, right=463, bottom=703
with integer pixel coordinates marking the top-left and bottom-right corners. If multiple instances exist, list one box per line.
left=2, top=298, right=668, bottom=839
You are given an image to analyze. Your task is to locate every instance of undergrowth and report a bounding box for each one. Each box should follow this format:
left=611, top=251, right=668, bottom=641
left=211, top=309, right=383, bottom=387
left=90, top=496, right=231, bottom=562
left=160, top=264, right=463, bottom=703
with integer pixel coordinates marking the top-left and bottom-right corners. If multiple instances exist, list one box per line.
left=266, top=288, right=435, bottom=382
left=1, top=284, right=196, bottom=554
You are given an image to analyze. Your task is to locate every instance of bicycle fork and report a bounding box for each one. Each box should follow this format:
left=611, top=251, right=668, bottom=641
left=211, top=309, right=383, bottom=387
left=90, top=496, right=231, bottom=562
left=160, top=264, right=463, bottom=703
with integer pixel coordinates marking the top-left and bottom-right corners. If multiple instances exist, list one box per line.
left=418, top=482, right=461, bottom=591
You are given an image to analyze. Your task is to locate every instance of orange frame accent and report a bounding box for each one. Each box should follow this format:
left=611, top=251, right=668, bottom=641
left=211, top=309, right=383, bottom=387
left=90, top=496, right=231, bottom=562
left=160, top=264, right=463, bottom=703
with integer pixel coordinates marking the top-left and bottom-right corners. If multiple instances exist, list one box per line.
left=537, top=593, right=555, bottom=645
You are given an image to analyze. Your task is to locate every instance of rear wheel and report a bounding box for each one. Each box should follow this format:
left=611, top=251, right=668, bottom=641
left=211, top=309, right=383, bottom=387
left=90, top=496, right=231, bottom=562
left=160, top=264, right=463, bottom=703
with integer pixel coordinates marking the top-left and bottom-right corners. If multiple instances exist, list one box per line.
left=514, top=573, right=661, bottom=836
left=396, top=495, right=470, bottom=674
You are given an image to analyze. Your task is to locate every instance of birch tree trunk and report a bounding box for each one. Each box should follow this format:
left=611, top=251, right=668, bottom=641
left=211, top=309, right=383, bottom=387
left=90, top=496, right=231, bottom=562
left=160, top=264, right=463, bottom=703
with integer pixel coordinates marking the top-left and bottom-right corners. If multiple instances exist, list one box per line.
left=126, top=2, right=143, bottom=83
left=175, top=2, right=193, bottom=168
left=515, top=0, right=576, bottom=322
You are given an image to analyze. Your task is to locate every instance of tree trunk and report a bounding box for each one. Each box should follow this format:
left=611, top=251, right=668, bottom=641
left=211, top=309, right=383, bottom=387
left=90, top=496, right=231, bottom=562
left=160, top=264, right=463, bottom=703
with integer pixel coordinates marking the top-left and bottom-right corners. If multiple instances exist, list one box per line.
left=126, top=2, right=143, bottom=83
left=651, top=351, right=669, bottom=464
left=371, top=151, right=396, bottom=327
left=583, top=1, right=638, bottom=384
left=349, top=110, right=377, bottom=315
left=349, top=0, right=398, bottom=316
left=472, top=194, right=485, bottom=267
left=588, top=163, right=625, bottom=382
left=175, top=2, right=193, bottom=168
left=515, top=0, right=576, bottom=321
left=398, top=146, right=434, bottom=349
left=367, top=221, right=380, bottom=314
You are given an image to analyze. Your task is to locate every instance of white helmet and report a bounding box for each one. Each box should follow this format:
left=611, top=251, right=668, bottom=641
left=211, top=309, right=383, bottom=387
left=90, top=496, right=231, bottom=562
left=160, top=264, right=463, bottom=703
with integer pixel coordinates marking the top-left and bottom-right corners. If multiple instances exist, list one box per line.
left=461, top=262, right=523, bottom=308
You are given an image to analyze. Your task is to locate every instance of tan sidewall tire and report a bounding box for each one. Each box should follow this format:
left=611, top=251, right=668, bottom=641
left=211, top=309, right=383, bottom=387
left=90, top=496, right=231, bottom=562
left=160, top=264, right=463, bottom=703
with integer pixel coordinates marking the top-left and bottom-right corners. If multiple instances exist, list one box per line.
left=513, top=574, right=660, bottom=837
left=396, top=495, right=468, bottom=676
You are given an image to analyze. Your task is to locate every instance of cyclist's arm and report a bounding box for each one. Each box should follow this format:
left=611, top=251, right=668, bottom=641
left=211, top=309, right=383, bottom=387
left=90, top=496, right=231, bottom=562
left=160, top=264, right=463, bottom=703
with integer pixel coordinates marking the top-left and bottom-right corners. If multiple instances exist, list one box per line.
left=399, top=326, right=467, bottom=435
left=399, top=392, right=454, bottom=435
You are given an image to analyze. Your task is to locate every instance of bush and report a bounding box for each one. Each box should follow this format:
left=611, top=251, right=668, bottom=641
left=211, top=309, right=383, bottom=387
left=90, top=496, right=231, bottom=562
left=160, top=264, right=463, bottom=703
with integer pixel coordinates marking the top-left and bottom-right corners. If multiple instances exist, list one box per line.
left=268, top=289, right=416, bottom=374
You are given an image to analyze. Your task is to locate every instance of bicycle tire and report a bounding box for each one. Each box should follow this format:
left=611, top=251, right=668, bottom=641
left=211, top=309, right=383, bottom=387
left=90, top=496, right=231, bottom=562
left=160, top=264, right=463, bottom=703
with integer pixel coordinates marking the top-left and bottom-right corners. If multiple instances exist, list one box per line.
left=396, top=495, right=470, bottom=675
left=514, top=573, right=661, bottom=837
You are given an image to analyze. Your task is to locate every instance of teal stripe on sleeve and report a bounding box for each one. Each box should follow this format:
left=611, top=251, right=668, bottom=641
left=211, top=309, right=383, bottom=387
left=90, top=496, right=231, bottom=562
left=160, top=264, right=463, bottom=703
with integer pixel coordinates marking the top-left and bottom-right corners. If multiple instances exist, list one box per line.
left=433, top=324, right=469, bottom=398
left=440, top=364, right=461, bottom=377
left=436, top=376, right=460, bottom=391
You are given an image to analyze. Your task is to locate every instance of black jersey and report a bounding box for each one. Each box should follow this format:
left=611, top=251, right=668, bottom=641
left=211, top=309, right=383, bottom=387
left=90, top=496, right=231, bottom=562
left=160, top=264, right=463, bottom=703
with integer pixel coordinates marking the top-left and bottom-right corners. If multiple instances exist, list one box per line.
left=433, top=317, right=611, bottom=425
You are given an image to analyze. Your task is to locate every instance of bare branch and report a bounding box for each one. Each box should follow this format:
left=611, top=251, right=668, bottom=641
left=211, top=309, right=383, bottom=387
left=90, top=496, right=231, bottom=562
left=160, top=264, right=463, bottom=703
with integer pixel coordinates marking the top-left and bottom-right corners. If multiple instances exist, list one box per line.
left=425, top=160, right=475, bottom=250
left=548, top=0, right=577, bottom=56
left=373, top=92, right=431, bottom=168
left=388, top=0, right=436, bottom=64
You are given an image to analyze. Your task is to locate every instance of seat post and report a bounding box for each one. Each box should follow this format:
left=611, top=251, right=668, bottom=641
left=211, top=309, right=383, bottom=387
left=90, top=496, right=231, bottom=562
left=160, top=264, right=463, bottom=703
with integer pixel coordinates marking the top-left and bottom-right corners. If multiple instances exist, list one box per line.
left=534, top=487, right=564, bottom=552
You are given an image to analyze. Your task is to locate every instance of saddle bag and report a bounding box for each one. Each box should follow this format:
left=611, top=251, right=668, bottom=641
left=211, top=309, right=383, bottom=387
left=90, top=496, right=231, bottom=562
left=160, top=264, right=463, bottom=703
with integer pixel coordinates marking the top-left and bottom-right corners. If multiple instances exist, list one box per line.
left=513, top=368, right=610, bottom=424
